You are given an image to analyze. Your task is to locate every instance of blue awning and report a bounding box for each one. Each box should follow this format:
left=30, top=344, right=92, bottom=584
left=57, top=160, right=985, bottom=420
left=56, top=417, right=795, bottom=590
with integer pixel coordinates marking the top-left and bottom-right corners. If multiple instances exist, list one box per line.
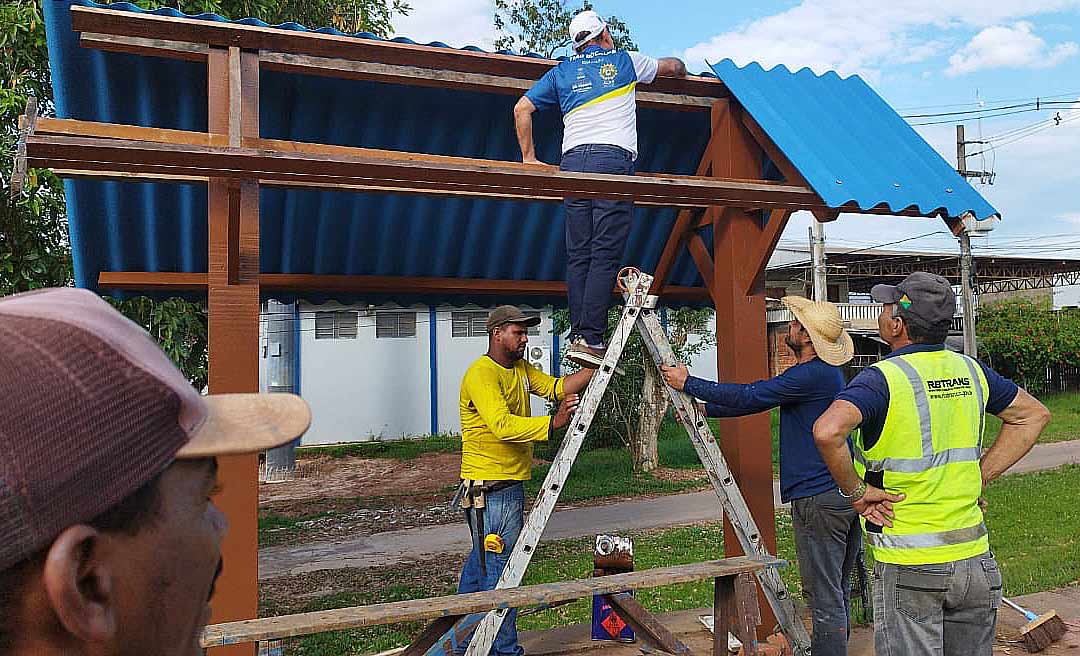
left=709, top=59, right=998, bottom=220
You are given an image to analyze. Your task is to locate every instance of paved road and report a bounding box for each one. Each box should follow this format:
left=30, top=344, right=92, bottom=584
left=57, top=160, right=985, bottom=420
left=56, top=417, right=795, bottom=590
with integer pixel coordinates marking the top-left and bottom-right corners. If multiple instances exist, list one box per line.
left=259, top=439, right=1080, bottom=579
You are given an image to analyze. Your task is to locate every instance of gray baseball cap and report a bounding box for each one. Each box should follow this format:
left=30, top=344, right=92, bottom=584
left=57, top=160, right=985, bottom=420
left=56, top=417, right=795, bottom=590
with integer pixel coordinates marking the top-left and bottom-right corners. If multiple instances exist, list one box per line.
left=486, top=305, right=541, bottom=332
left=871, top=272, right=956, bottom=329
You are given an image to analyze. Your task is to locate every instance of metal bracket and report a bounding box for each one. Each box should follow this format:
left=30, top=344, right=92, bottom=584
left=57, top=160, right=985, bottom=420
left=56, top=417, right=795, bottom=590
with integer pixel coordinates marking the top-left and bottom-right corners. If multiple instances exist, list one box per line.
left=10, top=96, right=39, bottom=199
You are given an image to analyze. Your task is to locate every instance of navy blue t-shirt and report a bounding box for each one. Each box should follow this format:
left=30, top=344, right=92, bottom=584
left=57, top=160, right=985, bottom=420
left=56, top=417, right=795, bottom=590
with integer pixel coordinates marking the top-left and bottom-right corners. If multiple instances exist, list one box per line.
left=684, top=358, right=846, bottom=503
left=836, top=343, right=1019, bottom=449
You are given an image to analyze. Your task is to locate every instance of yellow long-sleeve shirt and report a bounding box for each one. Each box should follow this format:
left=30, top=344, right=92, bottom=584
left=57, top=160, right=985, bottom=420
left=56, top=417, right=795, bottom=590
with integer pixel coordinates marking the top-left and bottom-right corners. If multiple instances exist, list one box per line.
left=459, top=355, right=565, bottom=481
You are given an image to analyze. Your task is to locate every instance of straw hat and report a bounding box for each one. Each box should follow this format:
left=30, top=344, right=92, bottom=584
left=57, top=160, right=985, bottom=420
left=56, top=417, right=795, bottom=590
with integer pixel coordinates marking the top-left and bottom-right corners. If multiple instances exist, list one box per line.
left=780, top=296, right=854, bottom=366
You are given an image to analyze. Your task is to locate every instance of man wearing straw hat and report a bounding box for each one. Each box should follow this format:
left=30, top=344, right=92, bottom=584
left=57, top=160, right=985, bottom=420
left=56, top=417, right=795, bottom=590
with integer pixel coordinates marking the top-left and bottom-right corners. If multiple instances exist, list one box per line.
left=661, top=296, right=860, bottom=656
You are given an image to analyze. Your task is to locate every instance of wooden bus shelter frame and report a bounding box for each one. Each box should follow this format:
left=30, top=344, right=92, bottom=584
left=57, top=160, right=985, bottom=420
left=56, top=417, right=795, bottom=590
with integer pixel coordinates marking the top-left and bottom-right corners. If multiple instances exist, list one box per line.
left=20, top=5, right=958, bottom=654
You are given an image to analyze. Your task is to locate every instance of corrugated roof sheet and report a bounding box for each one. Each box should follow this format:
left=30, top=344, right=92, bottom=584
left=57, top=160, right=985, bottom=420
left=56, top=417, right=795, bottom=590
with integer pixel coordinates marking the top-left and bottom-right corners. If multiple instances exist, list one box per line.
left=41, top=1, right=998, bottom=306
left=709, top=59, right=998, bottom=220
left=43, top=0, right=716, bottom=305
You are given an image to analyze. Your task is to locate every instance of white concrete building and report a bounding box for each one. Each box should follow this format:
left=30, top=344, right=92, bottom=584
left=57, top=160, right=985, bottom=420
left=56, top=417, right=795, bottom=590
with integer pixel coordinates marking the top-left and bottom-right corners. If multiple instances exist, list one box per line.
left=260, top=302, right=718, bottom=444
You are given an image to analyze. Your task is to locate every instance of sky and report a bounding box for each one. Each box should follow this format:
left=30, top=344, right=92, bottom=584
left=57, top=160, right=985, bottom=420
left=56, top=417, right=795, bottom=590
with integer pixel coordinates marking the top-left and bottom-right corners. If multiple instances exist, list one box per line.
left=390, top=1, right=1080, bottom=259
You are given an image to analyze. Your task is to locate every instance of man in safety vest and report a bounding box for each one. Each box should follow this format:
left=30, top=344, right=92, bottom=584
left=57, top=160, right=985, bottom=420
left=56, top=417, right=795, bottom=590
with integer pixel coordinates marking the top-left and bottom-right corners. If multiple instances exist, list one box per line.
left=513, top=9, right=686, bottom=369
left=813, top=272, right=1050, bottom=656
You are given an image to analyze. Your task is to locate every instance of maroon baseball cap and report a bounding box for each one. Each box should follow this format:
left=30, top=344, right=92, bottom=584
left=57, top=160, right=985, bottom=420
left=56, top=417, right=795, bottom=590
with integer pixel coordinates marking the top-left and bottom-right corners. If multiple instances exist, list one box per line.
left=0, top=288, right=311, bottom=571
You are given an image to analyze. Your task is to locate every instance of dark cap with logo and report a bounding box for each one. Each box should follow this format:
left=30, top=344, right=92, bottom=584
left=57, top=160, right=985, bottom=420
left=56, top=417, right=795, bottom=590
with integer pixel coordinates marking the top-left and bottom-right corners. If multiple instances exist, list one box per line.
left=486, top=305, right=542, bottom=332
left=871, top=271, right=956, bottom=328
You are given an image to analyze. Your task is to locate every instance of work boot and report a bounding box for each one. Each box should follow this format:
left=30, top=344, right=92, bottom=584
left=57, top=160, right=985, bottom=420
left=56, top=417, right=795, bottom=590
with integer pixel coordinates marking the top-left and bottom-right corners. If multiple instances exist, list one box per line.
left=567, top=338, right=606, bottom=369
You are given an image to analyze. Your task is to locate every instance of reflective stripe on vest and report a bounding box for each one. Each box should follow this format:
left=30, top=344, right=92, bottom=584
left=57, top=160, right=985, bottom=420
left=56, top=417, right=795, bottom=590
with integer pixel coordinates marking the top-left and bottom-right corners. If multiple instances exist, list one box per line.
left=858, top=350, right=990, bottom=565
left=865, top=522, right=987, bottom=550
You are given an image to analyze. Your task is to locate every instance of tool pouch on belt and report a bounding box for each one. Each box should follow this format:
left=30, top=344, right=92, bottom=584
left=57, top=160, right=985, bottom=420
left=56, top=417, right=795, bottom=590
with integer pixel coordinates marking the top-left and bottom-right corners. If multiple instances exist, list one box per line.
left=458, top=480, right=489, bottom=576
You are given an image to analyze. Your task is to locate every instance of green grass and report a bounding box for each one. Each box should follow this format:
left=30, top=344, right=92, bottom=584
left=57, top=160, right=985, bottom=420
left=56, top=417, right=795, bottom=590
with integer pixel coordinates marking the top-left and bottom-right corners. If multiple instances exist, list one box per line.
left=299, top=434, right=462, bottom=460
left=262, top=465, right=1080, bottom=655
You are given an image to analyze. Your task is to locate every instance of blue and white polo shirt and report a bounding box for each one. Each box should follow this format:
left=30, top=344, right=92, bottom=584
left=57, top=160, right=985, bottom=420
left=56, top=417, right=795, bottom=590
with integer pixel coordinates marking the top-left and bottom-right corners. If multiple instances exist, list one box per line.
left=525, top=45, right=659, bottom=158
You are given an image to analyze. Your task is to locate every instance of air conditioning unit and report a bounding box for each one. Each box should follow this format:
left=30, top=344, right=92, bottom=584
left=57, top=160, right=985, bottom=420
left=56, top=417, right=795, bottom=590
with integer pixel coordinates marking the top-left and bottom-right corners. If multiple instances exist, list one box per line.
left=527, top=345, right=550, bottom=373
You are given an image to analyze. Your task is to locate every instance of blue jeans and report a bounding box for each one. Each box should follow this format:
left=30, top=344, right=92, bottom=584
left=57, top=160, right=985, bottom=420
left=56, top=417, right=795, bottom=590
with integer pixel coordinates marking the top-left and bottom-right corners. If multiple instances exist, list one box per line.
left=452, top=483, right=525, bottom=656
left=791, top=488, right=863, bottom=656
left=872, top=552, right=1002, bottom=656
left=560, top=144, right=636, bottom=346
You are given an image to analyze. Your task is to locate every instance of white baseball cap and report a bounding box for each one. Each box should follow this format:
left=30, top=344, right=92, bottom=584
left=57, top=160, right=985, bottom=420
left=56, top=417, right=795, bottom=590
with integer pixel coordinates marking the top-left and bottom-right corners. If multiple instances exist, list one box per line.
left=569, top=10, right=607, bottom=51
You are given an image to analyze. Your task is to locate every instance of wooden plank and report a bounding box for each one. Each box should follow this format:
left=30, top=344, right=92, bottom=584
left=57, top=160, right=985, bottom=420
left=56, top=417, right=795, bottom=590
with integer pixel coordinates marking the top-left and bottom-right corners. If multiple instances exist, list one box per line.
left=200, top=557, right=778, bottom=647
left=97, top=271, right=714, bottom=302
left=602, top=592, right=692, bottom=656
left=81, top=31, right=209, bottom=61
left=70, top=5, right=728, bottom=99
left=25, top=134, right=826, bottom=210
left=734, top=573, right=761, bottom=656
left=744, top=209, right=793, bottom=297
left=401, top=615, right=463, bottom=656
left=713, top=576, right=736, bottom=656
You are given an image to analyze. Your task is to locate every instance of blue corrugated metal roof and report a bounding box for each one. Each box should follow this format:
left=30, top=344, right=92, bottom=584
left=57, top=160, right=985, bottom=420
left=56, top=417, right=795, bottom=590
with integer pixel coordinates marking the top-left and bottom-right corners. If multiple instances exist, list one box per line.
left=43, top=0, right=715, bottom=305
left=709, top=59, right=998, bottom=220
left=41, top=1, right=997, bottom=306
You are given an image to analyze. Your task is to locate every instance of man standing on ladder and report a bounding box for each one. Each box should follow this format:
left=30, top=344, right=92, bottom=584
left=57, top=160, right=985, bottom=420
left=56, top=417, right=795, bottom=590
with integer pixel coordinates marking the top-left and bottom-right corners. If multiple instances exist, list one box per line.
left=454, top=306, right=593, bottom=656
left=660, top=297, right=863, bottom=656
left=814, top=272, right=1050, bottom=656
left=513, top=9, right=686, bottom=369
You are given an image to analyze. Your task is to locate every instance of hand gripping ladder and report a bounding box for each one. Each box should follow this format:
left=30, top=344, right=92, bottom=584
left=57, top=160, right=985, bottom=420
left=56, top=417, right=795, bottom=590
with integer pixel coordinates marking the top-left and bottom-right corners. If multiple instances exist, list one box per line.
left=455, top=269, right=811, bottom=656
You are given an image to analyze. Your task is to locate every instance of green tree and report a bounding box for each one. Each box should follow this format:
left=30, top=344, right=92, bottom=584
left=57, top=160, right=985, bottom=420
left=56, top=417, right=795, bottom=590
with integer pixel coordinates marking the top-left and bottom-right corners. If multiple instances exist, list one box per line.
left=2, top=0, right=407, bottom=384
left=494, top=0, right=636, bottom=58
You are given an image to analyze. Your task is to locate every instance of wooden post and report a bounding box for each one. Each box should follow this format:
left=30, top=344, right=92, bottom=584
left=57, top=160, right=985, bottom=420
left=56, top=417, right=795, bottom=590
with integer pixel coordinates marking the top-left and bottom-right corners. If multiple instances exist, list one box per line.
left=207, top=45, right=261, bottom=656
left=709, top=100, right=777, bottom=638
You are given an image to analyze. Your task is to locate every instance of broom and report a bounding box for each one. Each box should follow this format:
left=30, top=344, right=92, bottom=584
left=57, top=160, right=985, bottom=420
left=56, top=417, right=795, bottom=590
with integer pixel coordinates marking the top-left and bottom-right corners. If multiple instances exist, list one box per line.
left=1001, top=597, right=1068, bottom=653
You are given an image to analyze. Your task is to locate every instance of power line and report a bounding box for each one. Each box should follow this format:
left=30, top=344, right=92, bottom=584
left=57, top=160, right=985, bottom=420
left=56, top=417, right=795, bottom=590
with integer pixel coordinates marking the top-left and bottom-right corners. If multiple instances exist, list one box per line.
left=895, top=89, right=1080, bottom=112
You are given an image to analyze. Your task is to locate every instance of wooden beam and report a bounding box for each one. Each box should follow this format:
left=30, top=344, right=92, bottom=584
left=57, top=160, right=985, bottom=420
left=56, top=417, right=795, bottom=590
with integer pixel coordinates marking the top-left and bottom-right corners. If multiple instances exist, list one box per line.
left=687, top=232, right=718, bottom=305
left=200, top=557, right=777, bottom=647
left=711, top=101, right=776, bottom=639
left=601, top=593, right=692, bottom=655
left=77, top=33, right=715, bottom=111
left=648, top=99, right=730, bottom=295
left=744, top=209, right=794, bottom=297
left=25, top=133, right=827, bottom=210
left=712, top=576, right=735, bottom=656
left=71, top=5, right=728, bottom=99
left=739, top=113, right=808, bottom=187
left=206, top=45, right=261, bottom=656
left=97, top=271, right=714, bottom=302
left=401, top=616, right=463, bottom=656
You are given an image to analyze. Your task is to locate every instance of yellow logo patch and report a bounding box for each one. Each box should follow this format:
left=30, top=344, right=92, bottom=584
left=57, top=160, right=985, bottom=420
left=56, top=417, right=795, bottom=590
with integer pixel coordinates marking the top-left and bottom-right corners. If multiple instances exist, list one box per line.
left=599, top=63, right=618, bottom=83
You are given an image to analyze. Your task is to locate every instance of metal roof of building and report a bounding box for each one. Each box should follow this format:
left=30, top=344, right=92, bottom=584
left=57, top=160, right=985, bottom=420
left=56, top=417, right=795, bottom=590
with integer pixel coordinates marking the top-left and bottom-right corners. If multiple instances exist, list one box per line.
left=709, top=60, right=999, bottom=221
left=41, top=0, right=998, bottom=305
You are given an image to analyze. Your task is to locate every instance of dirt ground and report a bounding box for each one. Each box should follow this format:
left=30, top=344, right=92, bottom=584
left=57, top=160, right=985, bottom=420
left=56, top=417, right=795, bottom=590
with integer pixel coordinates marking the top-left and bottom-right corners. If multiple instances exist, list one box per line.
left=260, top=452, right=463, bottom=513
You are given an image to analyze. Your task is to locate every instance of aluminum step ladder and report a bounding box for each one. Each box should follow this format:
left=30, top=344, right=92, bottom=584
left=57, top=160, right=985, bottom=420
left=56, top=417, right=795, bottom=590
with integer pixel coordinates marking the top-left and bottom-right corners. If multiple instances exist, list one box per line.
left=453, top=269, right=812, bottom=656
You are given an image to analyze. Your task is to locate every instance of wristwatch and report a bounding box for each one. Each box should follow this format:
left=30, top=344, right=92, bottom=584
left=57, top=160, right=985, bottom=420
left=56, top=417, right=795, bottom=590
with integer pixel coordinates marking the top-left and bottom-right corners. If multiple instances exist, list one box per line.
left=838, top=480, right=867, bottom=501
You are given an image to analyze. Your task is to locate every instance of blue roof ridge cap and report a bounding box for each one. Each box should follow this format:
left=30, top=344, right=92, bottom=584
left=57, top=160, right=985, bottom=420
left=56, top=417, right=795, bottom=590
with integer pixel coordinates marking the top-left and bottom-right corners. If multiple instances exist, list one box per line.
left=711, top=58, right=862, bottom=83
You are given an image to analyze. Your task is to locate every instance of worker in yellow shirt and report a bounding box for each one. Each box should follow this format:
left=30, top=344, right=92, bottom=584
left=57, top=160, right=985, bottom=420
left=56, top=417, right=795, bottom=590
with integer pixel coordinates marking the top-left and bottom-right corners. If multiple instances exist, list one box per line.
left=453, top=305, right=594, bottom=656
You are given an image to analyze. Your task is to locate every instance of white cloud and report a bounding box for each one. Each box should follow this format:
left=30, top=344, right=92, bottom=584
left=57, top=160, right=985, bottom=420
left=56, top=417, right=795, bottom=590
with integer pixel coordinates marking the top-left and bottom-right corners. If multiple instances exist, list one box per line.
left=683, top=0, right=1080, bottom=80
left=1058, top=212, right=1080, bottom=226
left=391, top=0, right=497, bottom=50
left=945, top=22, right=1078, bottom=76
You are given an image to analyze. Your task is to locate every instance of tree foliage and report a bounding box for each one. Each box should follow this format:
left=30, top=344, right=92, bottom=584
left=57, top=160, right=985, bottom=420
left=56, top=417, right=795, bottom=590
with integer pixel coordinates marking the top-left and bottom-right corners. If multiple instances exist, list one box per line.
left=2, top=0, right=406, bottom=384
left=977, top=298, right=1080, bottom=394
left=494, top=0, right=636, bottom=58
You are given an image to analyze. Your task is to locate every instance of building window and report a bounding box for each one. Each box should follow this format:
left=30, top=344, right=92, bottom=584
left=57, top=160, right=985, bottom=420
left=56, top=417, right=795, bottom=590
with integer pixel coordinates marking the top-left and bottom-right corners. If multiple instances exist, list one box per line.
left=451, top=311, right=541, bottom=337
left=376, top=311, right=417, bottom=339
left=314, top=311, right=358, bottom=340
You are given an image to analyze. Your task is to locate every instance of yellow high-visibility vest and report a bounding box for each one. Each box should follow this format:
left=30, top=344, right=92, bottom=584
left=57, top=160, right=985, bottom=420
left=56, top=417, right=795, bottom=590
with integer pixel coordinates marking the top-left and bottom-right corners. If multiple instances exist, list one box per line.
left=854, top=349, right=990, bottom=565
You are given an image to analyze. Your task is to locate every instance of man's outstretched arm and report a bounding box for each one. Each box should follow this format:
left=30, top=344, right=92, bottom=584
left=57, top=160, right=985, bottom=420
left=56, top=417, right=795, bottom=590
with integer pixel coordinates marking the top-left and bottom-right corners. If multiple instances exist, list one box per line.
left=513, top=96, right=543, bottom=165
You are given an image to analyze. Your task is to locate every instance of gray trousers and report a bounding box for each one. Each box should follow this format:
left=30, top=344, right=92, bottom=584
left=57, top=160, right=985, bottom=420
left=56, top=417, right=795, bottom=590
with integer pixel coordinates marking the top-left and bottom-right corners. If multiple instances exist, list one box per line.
left=791, top=488, right=863, bottom=656
left=872, top=552, right=1002, bottom=656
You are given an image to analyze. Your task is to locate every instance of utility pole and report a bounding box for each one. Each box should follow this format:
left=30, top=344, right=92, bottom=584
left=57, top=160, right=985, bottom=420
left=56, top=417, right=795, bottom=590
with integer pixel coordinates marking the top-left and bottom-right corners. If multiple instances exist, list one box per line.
left=809, top=219, right=827, bottom=301
left=956, top=125, right=979, bottom=357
